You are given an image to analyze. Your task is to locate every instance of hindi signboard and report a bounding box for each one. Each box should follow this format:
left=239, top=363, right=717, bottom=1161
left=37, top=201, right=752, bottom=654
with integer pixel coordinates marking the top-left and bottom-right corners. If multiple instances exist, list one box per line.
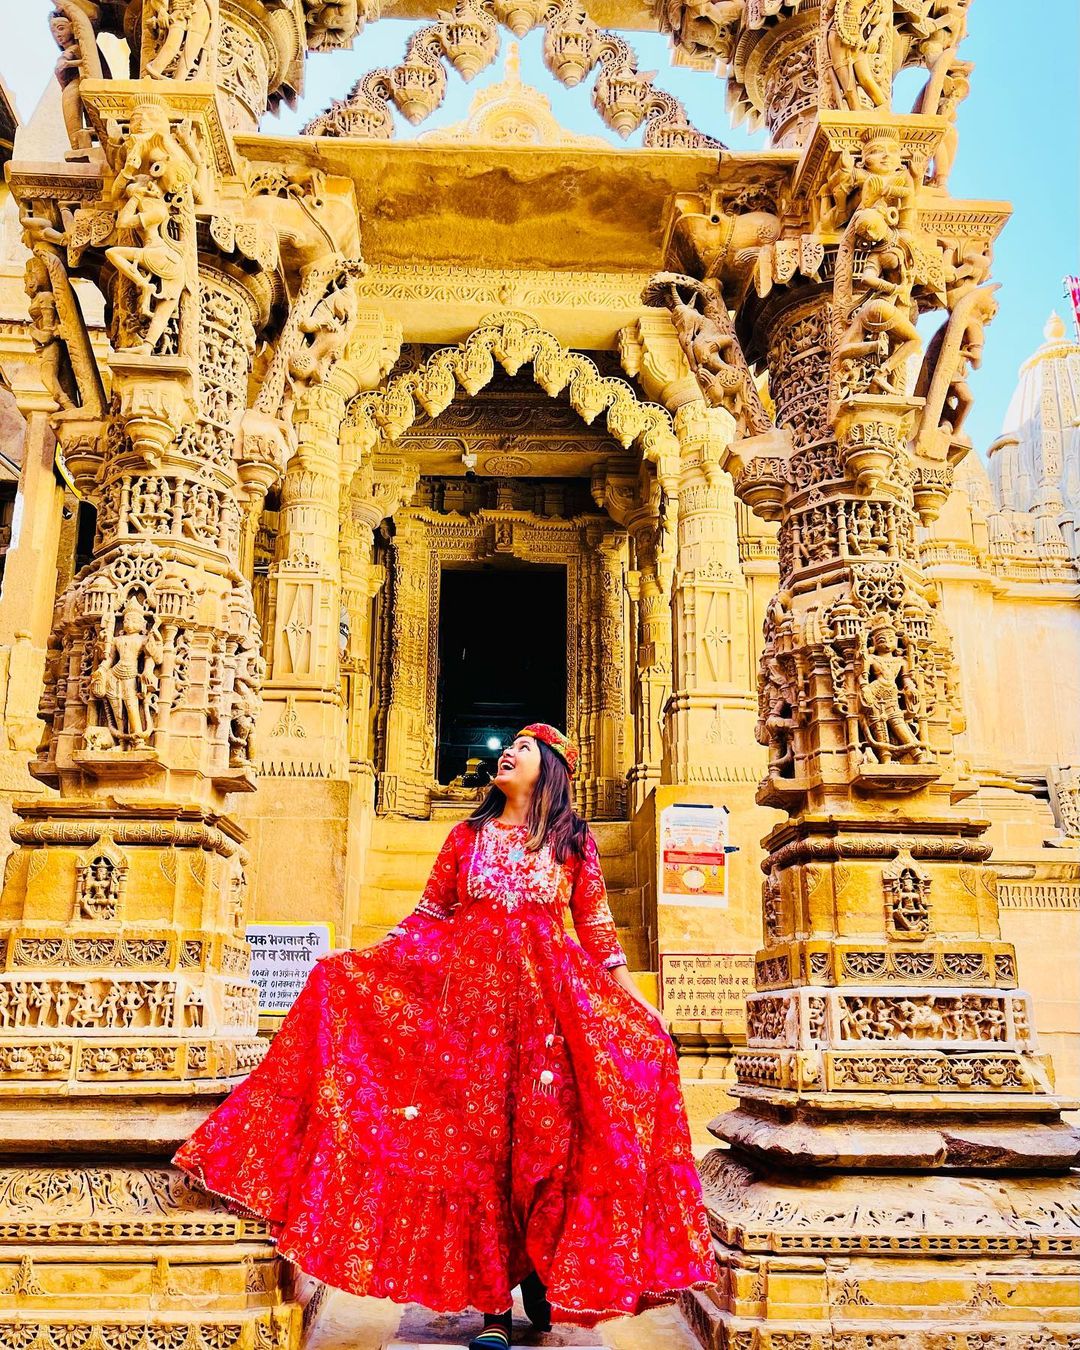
left=658, top=803, right=730, bottom=907
left=245, top=922, right=335, bottom=1014
left=659, top=952, right=754, bottom=1030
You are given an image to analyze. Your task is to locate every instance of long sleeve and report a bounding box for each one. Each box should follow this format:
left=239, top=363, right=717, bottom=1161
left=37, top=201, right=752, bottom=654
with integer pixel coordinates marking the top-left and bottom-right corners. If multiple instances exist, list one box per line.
left=392, top=824, right=461, bottom=935
left=569, top=829, right=628, bottom=970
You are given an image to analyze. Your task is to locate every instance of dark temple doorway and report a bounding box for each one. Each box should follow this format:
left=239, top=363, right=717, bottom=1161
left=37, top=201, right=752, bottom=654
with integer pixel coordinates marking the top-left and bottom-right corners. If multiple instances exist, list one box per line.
left=436, top=565, right=567, bottom=785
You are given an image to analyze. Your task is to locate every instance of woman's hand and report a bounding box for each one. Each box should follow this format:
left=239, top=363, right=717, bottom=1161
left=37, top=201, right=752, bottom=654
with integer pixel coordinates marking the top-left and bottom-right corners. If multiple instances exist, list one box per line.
left=608, top=964, right=670, bottom=1036
left=638, top=1000, right=669, bottom=1035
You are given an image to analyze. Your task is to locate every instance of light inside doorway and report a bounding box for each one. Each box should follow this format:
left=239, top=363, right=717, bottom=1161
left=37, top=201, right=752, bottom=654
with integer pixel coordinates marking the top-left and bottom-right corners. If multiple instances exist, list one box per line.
left=436, top=565, right=567, bottom=785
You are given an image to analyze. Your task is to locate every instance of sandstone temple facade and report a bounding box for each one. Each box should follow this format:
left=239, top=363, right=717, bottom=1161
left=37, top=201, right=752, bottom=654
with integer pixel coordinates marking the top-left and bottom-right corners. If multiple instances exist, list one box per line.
left=0, top=0, right=1076, bottom=1344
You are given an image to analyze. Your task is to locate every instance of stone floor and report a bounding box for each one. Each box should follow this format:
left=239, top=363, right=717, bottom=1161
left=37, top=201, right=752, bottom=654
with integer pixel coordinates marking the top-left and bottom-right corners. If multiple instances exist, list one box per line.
left=307, top=1286, right=702, bottom=1350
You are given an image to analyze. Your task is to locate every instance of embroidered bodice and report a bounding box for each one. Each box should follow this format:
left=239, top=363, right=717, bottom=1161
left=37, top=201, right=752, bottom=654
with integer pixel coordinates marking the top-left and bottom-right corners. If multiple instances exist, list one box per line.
left=403, top=818, right=627, bottom=969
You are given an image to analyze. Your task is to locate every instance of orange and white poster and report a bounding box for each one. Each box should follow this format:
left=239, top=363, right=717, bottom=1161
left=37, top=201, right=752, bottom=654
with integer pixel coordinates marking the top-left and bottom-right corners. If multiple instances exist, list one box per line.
left=658, top=804, right=730, bottom=907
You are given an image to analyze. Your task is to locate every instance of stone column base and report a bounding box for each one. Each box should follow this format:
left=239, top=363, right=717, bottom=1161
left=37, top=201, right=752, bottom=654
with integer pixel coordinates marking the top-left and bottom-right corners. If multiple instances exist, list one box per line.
left=0, top=1163, right=306, bottom=1346
left=682, top=1155, right=1080, bottom=1350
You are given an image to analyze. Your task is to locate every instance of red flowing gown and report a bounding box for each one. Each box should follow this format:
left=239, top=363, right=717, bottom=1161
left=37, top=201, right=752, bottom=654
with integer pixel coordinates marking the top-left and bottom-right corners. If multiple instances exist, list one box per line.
left=173, top=817, right=717, bottom=1326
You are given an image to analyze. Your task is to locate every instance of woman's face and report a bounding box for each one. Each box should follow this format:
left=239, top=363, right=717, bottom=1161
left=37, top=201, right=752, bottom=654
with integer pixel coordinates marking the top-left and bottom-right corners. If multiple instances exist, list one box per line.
left=493, top=735, right=542, bottom=794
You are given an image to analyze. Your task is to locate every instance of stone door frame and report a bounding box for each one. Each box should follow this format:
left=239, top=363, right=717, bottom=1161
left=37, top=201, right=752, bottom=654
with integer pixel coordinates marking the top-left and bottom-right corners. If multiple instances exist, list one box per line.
left=374, top=504, right=628, bottom=820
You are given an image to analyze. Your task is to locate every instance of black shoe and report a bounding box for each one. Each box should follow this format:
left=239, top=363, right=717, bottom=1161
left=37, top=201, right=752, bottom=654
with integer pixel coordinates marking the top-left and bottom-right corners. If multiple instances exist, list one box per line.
left=519, top=1269, right=552, bottom=1333
left=468, top=1308, right=513, bottom=1350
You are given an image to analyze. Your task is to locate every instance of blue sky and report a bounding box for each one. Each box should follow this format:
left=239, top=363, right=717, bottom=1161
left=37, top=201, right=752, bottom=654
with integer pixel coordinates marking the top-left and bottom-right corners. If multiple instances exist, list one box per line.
left=4, top=0, right=1077, bottom=456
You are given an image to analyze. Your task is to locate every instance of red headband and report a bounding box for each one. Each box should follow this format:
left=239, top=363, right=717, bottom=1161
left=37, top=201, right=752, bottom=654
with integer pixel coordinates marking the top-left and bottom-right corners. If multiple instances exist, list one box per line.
left=515, top=722, right=579, bottom=776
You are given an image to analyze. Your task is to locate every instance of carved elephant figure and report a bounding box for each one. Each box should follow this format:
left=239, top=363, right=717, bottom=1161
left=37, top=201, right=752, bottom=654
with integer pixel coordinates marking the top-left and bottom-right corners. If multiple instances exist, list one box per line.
left=668, top=205, right=783, bottom=295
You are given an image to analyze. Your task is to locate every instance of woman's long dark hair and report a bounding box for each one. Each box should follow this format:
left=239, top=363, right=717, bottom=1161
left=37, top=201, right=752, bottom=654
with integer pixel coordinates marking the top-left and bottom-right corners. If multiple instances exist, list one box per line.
left=466, top=739, right=588, bottom=862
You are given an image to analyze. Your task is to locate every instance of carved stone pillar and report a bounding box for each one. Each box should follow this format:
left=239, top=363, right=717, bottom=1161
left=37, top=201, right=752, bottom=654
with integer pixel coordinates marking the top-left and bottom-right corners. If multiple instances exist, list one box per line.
left=659, top=16, right=1080, bottom=1344
left=10, top=108, right=266, bottom=1133
left=260, top=382, right=348, bottom=778
left=662, top=403, right=758, bottom=786
left=592, top=529, right=628, bottom=818
left=625, top=489, right=672, bottom=811
left=2, top=58, right=307, bottom=1339
left=378, top=513, right=433, bottom=818
left=339, top=486, right=387, bottom=794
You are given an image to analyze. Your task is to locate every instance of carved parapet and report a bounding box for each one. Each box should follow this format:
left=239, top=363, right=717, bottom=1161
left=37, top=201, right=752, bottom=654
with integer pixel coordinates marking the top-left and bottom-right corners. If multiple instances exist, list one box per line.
left=0, top=1164, right=302, bottom=1343
left=0, top=800, right=264, bottom=1139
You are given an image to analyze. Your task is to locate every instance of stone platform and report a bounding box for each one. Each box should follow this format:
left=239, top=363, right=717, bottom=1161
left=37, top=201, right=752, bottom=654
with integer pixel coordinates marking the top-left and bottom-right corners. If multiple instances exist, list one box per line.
left=306, top=1286, right=701, bottom=1350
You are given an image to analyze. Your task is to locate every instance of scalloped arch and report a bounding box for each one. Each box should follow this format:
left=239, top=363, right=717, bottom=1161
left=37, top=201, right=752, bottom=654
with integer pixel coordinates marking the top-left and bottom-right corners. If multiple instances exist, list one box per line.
left=344, top=313, right=681, bottom=479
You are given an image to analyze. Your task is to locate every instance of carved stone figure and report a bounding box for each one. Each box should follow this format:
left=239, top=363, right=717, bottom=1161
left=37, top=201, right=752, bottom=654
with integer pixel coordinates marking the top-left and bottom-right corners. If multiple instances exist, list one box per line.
left=110, top=102, right=206, bottom=203
left=1050, top=765, right=1080, bottom=839
left=285, top=261, right=361, bottom=412
left=228, top=630, right=264, bottom=768
left=76, top=855, right=122, bottom=921
left=918, top=58, right=973, bottom=188
left=944, top=237, right=992, bottom=307
left=106, top=178, right=189, bottom=356
left=911, top=0, right=970, bottom=117
left=306, top=0, right=360, bottom=50
left=884, top=863, right=932, bottom=934
left=253, top=255, right=363, bottom=424
left=184, top=988, right=205, bottom=1028
left=88, top=597, right=165, bottom=750
left=914, top=284, right=998, bottom=457
left=835, top=211, right=921, bottom=398
left=49, top=2, right=102, bottom=153
left=102, top=102, right=205, bottom=355
left=857, top=621, right=929, bottom=763
left=144, top=0, right=215, bottom=81
left=642, top=273, right=768, bottom=432
left=828, top=132, right=920, bottom=238
left=24, top=256, right=76, bottom=412
left=822, top=0, right=891, bottom=111
left=18, top=200, right=107, bottom=417
left=664, top=0, right=742, bottom=60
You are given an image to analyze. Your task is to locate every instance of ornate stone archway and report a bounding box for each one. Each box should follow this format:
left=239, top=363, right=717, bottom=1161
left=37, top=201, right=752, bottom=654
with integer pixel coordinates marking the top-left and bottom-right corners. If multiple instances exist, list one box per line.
left=336, top=314, right=682, bottom=820
left=344, top=311, right=680, bottom=481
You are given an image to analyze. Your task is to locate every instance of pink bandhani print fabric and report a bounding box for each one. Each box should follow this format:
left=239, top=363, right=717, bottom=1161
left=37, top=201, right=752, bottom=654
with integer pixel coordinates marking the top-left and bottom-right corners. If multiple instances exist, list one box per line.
left=173, top=818, right=717, bottom=1325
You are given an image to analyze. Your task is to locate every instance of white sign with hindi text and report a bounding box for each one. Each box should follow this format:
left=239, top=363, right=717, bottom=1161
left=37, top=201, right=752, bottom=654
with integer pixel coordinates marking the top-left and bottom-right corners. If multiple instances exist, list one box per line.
left=246, top=922, right=335, bottom=1014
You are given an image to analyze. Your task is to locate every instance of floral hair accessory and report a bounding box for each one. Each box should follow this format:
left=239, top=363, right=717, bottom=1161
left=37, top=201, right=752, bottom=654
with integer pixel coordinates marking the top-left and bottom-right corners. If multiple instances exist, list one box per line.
left=516, top=722, right=579, bottom=776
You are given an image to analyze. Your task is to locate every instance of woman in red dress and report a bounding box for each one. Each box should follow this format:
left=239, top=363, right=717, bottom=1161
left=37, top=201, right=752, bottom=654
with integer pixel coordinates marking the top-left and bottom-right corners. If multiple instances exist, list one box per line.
left=173, top=722, right=717, bottom=1348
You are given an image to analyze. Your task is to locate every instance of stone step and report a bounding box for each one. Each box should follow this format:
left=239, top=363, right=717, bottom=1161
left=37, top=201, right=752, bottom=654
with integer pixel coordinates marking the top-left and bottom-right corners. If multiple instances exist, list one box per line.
left=304, top=1288, right=701, bottom=1350
left=366, top=822, right=639, bottom=890
left=387, top=1296, right=608, bottom=1346
left=299, top=1285, right=702, bottom=1350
